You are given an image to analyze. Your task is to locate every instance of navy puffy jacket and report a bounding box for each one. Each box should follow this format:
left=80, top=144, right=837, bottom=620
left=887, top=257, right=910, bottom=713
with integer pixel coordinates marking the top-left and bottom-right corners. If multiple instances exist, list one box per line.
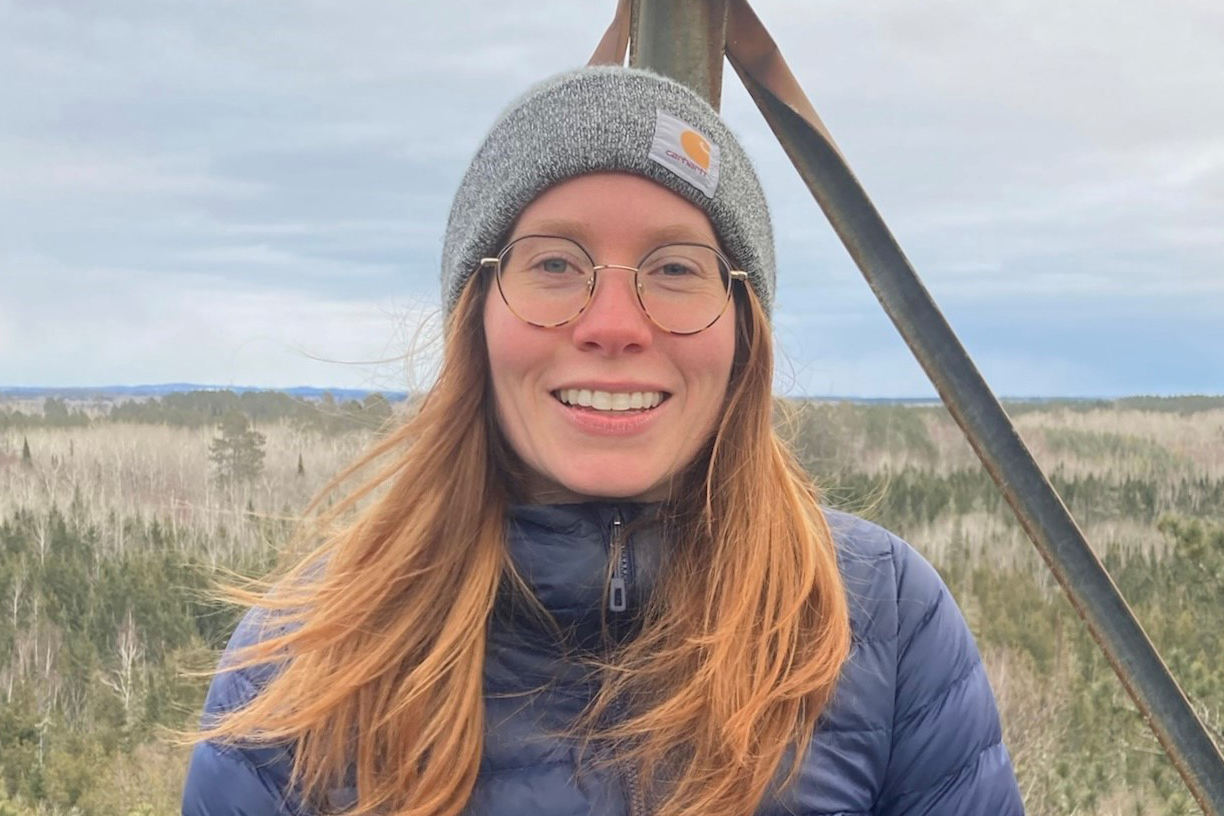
left=182, top=505, right=1025, bottom=815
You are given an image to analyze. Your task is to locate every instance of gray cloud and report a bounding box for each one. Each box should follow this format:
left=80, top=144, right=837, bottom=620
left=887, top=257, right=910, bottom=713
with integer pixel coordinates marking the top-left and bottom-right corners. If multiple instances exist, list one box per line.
left=2, top=0, right=1221, bottom=395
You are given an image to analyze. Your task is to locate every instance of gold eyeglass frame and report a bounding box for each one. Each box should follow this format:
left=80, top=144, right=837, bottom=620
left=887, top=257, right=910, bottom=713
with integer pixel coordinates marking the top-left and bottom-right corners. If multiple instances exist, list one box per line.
left=480, top=234, right=748, bottom=336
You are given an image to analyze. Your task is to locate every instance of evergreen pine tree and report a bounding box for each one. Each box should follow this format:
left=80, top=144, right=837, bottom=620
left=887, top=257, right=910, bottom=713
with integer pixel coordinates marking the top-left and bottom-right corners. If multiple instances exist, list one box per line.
left=21, top=436, right=31, bottom=465
left=296, top=452, right=305, bottom=477
left=208, top=411, right=266, bottom=489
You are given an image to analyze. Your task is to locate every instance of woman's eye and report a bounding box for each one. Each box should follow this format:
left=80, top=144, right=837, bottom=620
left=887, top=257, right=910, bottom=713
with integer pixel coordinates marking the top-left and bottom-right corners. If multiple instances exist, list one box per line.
left=539, top=257, right=571, bottom=274
left=659, top=261, right=696, bottom=276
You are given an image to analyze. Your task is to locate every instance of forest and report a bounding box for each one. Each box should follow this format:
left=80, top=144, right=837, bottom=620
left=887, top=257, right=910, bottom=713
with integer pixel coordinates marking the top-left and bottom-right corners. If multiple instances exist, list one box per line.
left=0, top=391, right=1221, bottom=815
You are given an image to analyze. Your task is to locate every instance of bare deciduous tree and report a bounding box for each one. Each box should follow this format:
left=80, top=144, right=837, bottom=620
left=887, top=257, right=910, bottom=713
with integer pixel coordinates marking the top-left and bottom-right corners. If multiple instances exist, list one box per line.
left=98, top=609, right=145, bottom=726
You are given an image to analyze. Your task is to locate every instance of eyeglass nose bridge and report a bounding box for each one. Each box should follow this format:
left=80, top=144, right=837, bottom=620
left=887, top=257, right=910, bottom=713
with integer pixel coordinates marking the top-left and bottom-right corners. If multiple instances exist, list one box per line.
left=590, top=262, right=646, bottom=296
left=530, top=263, right=645, bottom=335
left=585, top=263, right=672, bottom=331
left=565, top=263, right=744, bottom=336
left=586, top=263, right=748, bottom=335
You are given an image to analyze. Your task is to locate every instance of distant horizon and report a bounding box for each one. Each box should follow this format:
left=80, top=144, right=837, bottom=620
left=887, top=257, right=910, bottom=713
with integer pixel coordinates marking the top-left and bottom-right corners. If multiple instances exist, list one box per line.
left=2, top=382, right=1222, bottom=403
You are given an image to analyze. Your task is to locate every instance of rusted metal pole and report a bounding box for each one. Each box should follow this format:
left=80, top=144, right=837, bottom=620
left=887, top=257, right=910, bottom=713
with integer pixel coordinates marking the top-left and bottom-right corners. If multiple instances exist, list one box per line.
left=628, top=0, right=728, bottom=110
left=710, top=2, right=1224, bottom=812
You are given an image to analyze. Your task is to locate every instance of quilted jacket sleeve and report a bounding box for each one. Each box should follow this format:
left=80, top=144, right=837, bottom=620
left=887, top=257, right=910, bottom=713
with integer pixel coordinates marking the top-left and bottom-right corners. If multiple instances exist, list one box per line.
left=181, top=610, right=299, bottom=816
left=875, top=536, right=1025, bottom=816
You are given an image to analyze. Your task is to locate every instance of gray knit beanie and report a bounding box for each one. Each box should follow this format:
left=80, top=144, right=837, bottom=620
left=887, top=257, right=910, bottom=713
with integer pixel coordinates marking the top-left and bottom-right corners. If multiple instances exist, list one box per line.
left=440, top=65, right=775, bottom=315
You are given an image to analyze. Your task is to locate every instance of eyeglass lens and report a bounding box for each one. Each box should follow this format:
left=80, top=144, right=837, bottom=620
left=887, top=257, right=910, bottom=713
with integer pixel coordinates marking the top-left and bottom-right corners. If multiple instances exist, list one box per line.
left=496, top=236, right=732, bottom=334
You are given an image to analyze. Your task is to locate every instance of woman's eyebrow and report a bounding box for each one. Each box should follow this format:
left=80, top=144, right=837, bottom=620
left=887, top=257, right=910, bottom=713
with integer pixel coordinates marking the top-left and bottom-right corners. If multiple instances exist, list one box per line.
left=642, top=224, right=716, bottom=245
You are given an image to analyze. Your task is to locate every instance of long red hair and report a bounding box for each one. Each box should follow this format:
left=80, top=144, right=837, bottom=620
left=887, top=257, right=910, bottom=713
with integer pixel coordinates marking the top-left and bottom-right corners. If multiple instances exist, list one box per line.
left=194, top=272, right=851, bottom=816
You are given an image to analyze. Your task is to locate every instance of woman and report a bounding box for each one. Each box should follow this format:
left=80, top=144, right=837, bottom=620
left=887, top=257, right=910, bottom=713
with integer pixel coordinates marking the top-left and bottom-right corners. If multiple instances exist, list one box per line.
left=183, top=66, right=1025, bottom=816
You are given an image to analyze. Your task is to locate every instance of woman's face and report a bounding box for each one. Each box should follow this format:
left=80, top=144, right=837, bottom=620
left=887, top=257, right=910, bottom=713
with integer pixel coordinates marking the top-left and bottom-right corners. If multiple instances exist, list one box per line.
left=484, top=172, right=738, bottom=503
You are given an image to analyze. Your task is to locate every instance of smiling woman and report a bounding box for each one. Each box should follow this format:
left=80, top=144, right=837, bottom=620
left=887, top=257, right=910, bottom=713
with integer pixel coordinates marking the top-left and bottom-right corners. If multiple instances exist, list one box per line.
left=181, top=66, right=1024, bottom=816
left=484, top=174, right=737, bottom=502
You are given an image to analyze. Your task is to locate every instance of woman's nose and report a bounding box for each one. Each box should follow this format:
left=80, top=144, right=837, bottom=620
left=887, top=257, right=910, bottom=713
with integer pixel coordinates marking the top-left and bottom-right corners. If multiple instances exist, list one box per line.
left=569, top=267, right=654, bottom=355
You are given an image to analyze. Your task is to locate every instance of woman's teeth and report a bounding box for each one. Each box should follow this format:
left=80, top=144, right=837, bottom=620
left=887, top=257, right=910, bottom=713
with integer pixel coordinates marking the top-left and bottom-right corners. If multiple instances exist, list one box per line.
left=555, top=389, right=664, bottom=411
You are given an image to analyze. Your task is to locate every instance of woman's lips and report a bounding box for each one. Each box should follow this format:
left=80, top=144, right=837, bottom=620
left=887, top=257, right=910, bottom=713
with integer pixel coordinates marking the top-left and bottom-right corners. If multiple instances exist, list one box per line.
left=552, top=391, right=670, bottom=436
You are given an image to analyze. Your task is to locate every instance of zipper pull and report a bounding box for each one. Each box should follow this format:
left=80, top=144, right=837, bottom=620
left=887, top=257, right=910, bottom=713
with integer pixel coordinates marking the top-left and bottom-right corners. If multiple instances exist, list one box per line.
left=609, top=515, right=627, bottom=612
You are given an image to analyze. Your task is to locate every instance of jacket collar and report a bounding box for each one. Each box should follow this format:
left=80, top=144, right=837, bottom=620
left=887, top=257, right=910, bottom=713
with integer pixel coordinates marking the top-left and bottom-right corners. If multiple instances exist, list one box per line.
left=499, top=502, right=664, bottom=651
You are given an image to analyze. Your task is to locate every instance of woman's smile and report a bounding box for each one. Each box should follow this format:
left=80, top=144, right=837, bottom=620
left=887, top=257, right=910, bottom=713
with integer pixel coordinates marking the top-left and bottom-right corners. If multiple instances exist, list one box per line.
left=551, top=385, right=671, bottom=436
left=552, top=387, right=668, bottom=412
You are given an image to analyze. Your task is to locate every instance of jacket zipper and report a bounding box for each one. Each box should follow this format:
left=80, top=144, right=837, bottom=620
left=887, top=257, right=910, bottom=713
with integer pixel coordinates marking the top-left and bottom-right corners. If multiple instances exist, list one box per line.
left=608, top=513, right=630, bottom=612
left=624, top=761, right=646, bottom=816
left=607, top=512, right=645, bottom=815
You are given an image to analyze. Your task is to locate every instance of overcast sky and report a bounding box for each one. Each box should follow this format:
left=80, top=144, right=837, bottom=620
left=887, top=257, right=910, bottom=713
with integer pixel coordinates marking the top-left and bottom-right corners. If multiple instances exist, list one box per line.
left=2, top=0, right=1221, bottom=397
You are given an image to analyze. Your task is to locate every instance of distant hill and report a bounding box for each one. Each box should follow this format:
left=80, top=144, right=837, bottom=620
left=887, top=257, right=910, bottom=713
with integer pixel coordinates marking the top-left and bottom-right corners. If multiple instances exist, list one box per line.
left=1, top=386, right=1220, bottom=413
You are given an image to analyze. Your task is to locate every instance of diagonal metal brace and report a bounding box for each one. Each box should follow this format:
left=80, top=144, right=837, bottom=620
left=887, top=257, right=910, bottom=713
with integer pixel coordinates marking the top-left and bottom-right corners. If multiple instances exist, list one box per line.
left=593, top=0, right=1224, bottom=812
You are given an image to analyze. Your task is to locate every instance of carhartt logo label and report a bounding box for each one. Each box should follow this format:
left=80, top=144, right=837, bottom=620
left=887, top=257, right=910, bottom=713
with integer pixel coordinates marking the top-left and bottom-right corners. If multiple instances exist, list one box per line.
left=680, top=130, right=710, bottom=169
left=648, top=109, right=720, bottom=197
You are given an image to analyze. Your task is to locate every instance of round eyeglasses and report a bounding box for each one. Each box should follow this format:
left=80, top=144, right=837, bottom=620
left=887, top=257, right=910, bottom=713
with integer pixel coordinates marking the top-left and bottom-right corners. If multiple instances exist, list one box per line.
left=480, top=235, right=747, bottom=335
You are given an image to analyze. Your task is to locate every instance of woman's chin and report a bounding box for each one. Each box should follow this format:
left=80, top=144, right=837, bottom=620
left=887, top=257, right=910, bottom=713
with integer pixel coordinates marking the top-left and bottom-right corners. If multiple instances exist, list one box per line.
left=523, top=465, right=672, bottom=504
